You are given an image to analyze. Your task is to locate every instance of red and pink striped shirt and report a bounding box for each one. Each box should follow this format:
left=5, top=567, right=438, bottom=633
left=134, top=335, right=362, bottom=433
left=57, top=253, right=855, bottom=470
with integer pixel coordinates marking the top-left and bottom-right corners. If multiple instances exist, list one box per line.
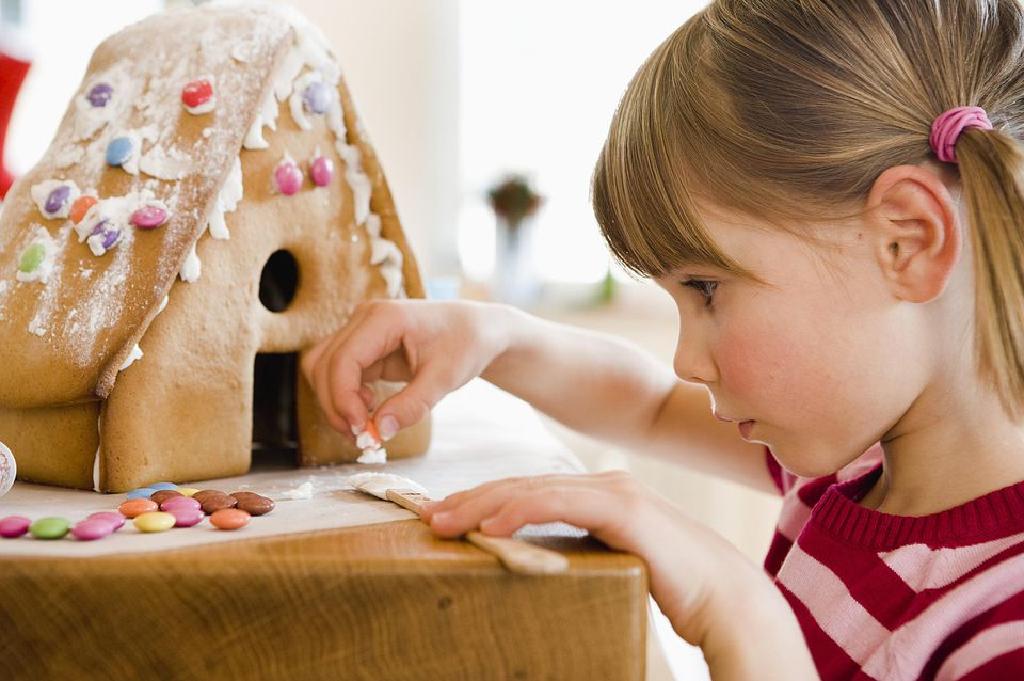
left=764, top=446, right=1024, bottom=680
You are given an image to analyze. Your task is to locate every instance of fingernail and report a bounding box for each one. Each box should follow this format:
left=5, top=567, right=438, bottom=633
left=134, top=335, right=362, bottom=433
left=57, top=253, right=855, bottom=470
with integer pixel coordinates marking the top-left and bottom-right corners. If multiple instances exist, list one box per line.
left=432, top=511, right=451, bottom=525
left=378, top=414, right=399, bottom=441
left=350, top=422, right=364, bottom=435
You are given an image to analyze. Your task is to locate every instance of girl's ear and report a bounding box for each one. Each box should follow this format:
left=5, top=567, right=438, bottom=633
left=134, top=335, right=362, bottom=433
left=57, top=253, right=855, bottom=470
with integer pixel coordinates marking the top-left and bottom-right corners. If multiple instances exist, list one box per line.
left=865, top=164, right=962, bottom=303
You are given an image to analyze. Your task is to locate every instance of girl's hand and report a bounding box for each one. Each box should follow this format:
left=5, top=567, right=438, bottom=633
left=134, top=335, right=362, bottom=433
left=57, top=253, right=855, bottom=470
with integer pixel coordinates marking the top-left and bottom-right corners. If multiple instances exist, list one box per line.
left=301, top=299, right=512, bottom=442
left=419, top=470, right=774, bottom=648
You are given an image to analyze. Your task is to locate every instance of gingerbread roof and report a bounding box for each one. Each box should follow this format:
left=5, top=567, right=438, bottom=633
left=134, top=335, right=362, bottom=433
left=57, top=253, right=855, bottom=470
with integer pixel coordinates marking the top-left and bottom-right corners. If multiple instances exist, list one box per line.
left=0, top=3, right=408, bottom=408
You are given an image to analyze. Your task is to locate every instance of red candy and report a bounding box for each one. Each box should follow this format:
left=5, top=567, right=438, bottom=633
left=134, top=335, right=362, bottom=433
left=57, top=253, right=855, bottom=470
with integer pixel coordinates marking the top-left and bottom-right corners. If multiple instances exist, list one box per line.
left=0, top=515, right=31, bottom=538
left=310, top=156, right=334, bottom=187
left=181, top=78, right=213, bottom=111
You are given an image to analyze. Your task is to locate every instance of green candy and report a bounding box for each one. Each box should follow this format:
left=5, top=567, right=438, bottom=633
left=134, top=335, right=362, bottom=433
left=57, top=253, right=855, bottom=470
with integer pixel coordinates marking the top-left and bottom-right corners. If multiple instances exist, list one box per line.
left=29, top=517, right=69, bottom=540
left=18, top=243, right=45, bottom=274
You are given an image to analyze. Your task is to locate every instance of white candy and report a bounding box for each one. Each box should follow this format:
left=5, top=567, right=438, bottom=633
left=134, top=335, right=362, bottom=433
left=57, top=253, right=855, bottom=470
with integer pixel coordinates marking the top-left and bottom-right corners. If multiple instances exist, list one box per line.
left=0, top=441, right=16, bottom=497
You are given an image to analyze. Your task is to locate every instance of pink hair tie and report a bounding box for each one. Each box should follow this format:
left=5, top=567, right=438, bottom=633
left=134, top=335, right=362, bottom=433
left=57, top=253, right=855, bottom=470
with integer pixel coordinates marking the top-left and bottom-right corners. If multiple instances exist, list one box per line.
left=929, top=106, right=993, bottom=163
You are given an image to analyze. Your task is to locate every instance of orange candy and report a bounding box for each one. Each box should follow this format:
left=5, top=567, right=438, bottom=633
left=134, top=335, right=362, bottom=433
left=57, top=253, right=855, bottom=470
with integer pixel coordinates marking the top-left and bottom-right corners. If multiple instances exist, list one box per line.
left=118, top=498, right=158, bottom=519
left=209, top=508, right=250, bottom=531
left=69, top=195, right=97, bottom=224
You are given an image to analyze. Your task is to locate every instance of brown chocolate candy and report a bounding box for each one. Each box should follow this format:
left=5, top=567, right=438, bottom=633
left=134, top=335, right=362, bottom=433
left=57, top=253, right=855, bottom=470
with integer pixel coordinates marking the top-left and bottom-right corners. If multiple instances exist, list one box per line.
left=149, top=490, right=183, bottom=505
left=230, top=491, right=274, bottom=516
left=198, top=493, right=237, bottom=515
left=192, top=490, right=227, bottom=504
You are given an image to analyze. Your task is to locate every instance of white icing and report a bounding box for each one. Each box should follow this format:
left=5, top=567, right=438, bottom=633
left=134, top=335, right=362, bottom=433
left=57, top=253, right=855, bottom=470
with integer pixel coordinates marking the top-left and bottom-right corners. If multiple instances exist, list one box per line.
left=118, top=125, right=159, bottom=175
left=25, top=222, right=74, bottom=338
left=206, top=156, right=243, bottom=240
left=75, top=189, right=155, bottom=257
left=280, top=479, right=315, bottom=500
left=15, top=225, right=58, bottom=284
left=73, top=65, right=131, bottom=141
left=347, top=472, right=427, bottom=499
left=118, top=343, right=143, bottom=371
left=179, top=243, right=201, bottom=282
left=93, top=415, right=101, bottom=493
left=356, top=448, right=387, bottom=465
left=288, top=70, right=327, bottom=131
left=158, top=295, right=169, bottom=314
left=30, top=179, right=81, bottom=220
left=185, top=96, right=216, bottom=115
left=53, top=145, right=85, bottom=169
left=139, top=146, right=192, bottom=180
left=366, top=214, right=405, bottom=298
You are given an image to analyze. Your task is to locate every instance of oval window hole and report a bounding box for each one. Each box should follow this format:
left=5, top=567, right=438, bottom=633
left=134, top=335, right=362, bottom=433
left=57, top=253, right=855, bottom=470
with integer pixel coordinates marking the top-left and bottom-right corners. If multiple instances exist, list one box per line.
left=259, top=250, right=299, bottom=313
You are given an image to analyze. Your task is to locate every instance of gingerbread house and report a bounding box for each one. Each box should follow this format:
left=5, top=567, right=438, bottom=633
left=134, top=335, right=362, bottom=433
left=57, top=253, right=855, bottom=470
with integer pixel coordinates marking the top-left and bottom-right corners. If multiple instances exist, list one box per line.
left=0, top=2, right=431, bottom=493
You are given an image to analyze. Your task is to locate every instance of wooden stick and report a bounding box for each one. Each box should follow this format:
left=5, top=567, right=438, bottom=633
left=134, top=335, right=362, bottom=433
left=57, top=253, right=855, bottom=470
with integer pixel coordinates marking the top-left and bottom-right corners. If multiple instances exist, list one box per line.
left=385, top=489, right=570, bottom=575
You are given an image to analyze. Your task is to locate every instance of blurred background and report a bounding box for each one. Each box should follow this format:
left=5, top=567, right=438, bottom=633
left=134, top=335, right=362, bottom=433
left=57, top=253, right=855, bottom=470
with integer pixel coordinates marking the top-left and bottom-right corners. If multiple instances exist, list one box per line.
left=0, top=1, right=783, bottom=677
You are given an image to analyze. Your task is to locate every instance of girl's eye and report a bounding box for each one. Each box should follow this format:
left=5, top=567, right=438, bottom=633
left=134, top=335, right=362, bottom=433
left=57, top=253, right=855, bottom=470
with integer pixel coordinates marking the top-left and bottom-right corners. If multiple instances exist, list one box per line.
left=681, top=279, right=718, bottom=307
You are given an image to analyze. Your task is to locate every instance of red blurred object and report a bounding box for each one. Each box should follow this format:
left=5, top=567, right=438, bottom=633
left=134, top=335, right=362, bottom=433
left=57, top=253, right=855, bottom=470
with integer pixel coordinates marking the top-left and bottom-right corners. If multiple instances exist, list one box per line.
left=0, top=49, right=29, bottom=198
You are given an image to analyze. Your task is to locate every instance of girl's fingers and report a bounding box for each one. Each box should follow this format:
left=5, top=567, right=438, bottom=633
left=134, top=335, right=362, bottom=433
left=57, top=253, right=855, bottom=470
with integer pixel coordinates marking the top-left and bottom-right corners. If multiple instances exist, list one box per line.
left=477, top=487, right=621, bottom=540
left=420, top=474, right=560, bottom=523
left=424, top=474, right=607, bottom=537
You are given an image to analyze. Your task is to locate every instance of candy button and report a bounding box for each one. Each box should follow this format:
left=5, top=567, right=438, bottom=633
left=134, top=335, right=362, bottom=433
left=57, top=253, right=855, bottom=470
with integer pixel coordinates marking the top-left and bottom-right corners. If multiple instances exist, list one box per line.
left=198, top=493, right=237, bottom=516
left=210, top=508, right=251, bottom=530
left=0, top=515, right=31, bottom=538
left=29, top=517, right=70, bottom=540
left=176, top=487, right=200, bottom=497
left=149, top=481, right=178, bottom=491
left=160, top=496, right=201, bottom=513
left=106, top=137, right=134, bottom=167
left=273, top=158, right=303, bottom=195
left=44, top=185, right=72, bottom=215
left=230, top=491, right=275, bottom=516
left=118, top=499, right=158, bottom=519
left=87, top=511, right=125, bottom=530
left=87, top=82, right=113, bottom=107
left=302, top=81, right=331, bottom=115
left=71, top=519, right=115, bottom=541
left=168, top=507, right=204, bottom=528
left=130, top=204, right=169, bottom=230
left=69, top=195, right=98, bottom=225
left=126, top=486, right=157, bottom=500
left=133, top=511, right=176, bottom=533
left=149, top=490, right=182, bottom=505
left=181, top=78, right=214, bottom=113
left=18, top=243, right=45, bottom=275
left=310, top=156, right=334, bottom=187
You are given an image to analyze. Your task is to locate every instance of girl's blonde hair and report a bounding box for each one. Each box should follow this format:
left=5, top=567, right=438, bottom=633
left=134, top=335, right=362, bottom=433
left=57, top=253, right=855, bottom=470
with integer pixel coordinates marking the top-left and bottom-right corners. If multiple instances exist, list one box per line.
left=593, top=0, right=1024, bottom=418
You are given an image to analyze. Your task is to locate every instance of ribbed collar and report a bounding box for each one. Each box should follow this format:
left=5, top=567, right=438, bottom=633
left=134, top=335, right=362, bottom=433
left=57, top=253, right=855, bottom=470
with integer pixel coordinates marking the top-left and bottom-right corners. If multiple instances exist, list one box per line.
left=810, top=464, right=1024, bottom=550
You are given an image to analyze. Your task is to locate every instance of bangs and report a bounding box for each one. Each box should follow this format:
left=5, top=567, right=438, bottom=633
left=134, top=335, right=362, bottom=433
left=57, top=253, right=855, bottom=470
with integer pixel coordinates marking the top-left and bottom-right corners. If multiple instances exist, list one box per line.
left=591, top=17, right=753, bottom=281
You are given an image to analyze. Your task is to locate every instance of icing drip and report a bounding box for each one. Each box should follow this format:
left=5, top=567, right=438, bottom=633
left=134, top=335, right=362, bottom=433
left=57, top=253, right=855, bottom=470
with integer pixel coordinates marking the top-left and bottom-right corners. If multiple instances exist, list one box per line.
left=206, top=156, right=243, bottom=240
left=180, top=243, right=201, bottom=282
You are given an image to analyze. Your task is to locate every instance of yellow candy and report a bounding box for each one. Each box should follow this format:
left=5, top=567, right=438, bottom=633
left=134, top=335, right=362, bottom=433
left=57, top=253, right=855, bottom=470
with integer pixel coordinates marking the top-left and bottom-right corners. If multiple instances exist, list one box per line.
left=133, top=511, right=176, bottom=533
left=175, top=487, right=200, bottom=497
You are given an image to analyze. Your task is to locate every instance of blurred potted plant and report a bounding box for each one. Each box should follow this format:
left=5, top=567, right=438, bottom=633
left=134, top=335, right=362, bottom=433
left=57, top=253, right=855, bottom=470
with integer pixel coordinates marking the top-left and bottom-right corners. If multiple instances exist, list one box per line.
left=487, top=173, right=544, bottom=306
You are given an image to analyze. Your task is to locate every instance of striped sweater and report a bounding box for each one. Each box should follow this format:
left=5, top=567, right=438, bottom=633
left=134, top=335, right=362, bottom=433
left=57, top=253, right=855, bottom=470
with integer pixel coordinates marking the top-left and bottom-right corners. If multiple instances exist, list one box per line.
left=764, top=446, right=1024, bottom=680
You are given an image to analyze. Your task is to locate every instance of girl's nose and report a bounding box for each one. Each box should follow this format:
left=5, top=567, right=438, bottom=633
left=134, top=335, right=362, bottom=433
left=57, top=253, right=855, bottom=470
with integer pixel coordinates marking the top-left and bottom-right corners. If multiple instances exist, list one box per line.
left=673, top=326, right=717, bottom=385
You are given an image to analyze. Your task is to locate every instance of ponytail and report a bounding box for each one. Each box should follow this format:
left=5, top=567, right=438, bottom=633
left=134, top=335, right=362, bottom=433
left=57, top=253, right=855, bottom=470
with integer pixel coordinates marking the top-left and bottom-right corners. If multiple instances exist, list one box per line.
left=956, top=127, right=1024, bottom=419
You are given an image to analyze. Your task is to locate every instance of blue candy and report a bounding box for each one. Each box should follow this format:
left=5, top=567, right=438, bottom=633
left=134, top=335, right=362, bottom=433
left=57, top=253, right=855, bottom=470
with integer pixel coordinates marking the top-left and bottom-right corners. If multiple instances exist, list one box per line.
left=126, top=487, right=158, bottom=500
left=148, top=482, right=177, bottom=491
left=302, top=81, right=331, bottom=115
left=106, top=137, right=134, bottom=167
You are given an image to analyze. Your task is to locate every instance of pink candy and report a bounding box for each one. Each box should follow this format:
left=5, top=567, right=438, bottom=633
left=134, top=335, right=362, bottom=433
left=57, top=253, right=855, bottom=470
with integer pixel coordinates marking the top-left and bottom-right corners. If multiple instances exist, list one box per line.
left=310, top=155, right=334, bottom=187
left=273, top=158, right=303, bottom=196
left=0, top=515, right=30, bottom=538
left=160, top=496, right=201, bottom=512
left=167, top=506, right=204, bottom=528
left=71, top=518, right=116, bottom=541
left=130, top=204, right=169, bottom=230
left=87, top=511, right=126, bottom=530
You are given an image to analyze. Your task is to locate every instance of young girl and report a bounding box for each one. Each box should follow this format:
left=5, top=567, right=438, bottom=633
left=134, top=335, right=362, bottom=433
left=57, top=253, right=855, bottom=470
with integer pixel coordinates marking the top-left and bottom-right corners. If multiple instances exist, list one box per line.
left=303, top=1, right=1024, bottom=678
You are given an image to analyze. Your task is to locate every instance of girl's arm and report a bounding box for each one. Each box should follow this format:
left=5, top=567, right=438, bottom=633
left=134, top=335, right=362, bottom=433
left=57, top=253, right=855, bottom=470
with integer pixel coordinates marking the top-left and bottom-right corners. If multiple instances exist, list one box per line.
left=421, top=472, right=818, bottom=680
left=483, top=305, right=775, bottom=493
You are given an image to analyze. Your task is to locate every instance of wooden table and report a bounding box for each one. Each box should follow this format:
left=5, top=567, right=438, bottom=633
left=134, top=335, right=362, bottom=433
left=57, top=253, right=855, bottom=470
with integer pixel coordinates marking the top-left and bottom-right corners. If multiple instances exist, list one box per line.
left=0, top=381, right=648, bottom=680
